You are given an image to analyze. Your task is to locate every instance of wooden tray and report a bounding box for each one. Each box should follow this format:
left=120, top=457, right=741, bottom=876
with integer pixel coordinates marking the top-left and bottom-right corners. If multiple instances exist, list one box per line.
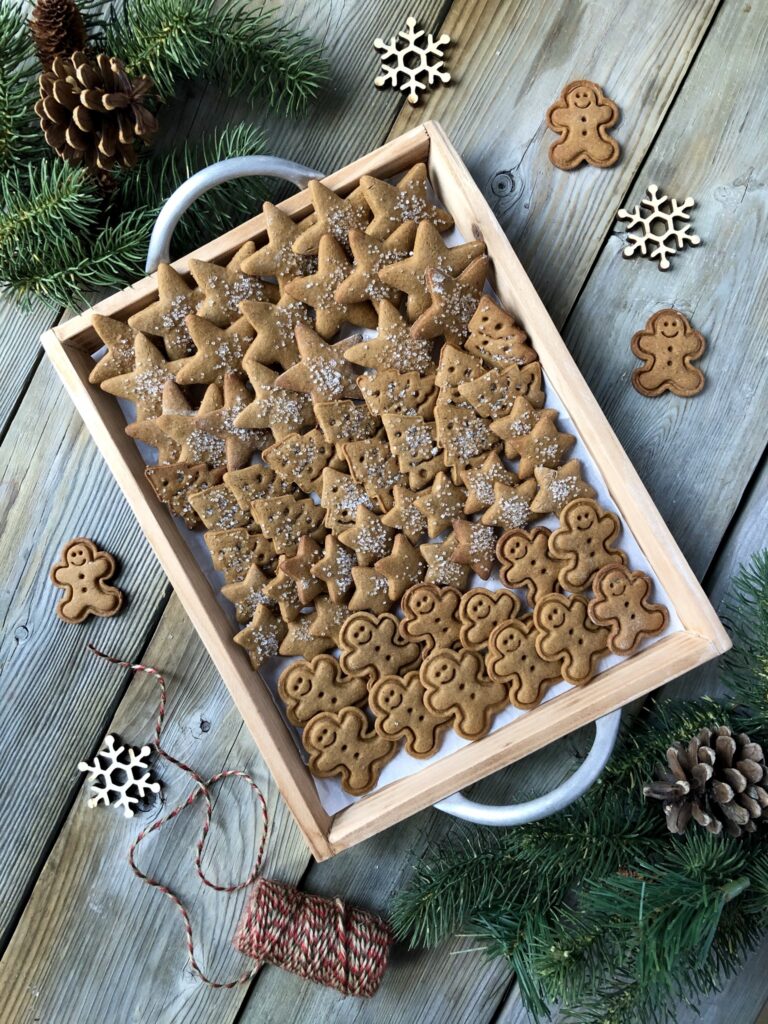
left=42, top=121, right=730, bottom=860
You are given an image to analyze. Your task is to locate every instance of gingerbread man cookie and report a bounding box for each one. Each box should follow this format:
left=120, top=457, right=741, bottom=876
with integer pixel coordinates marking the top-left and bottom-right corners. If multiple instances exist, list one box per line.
left=50, top=537, right=123, bottom=623
left=302, top=707, right=397, bottom=795
left=486, top=617, right=562, bottom=709
left=496, top=527, right=561, bottom=604
left=339, top=611, right=421, bottom=682
left=546, top=80, right=620, bottom=170
left=458, top=588, right=521, bottom=651
left=277, top=654, right=369, bottom=727
left=630, top=309, right=705, bottom=398
left=534, top=593, right=609, bottom=685
left=420, top=649, right=508, bottom=740
left=588, top=564, right=669, bottom=655
left=548, top=498, right=627, bottom=592
left=399, top=583, right=462, bottom=652
left=369, top=671, right=451, bottom=758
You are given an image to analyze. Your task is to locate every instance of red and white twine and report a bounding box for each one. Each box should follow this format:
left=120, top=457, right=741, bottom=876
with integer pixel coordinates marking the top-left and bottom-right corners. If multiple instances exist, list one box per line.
left=87, top=644, right=391, bottom=996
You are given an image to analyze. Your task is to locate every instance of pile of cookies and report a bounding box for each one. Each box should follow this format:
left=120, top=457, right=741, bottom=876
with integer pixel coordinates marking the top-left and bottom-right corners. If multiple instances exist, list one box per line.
left=88, top=162, right=668, bottom=796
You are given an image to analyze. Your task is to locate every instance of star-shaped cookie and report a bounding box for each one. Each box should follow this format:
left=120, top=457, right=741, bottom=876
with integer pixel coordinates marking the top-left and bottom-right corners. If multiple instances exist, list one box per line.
left=233, top=604, right=287, bottom=669
left=220, top=563, right=274, bottom=623
left=517, top=417, right=575, bottom=480
left=128, top=263, right=201, bottom=359
left=174, top=314, right=254, bottom=387
left=189, top=242, right=278, bottom=327
left=334, top=223, right=416, bottom=309
left=357, top=163, right=454, bottom=239
left=378, top=220, right=486, bottom=320
left=375, top=533, right=426, bottom=601
left=100, top=333, right=185, bottom=421
left=451, top=520, right=497, bottom=579
left=414, top=471, right=466, bottom=538
left=530, top=459, right=596, bottom=515
left=481, top=479, right=538, bottom=531
left=410, top=256, right=489, bottom=348
left=292, top=180, right=370, bottom=255
left=240, top=295, right=312, bottom=370
left=235, top=360, right=314, bottom=440
left=343, top=299, right=434, bottom=375
left=155, top=382, right=226, bottom=466
left=241, top=202, right=317, bottom=289
left=284, top=233, right=377, bottom=337
left=279, top=536, right=325, bottom=605
left=420, top=535, right=471, bottom=588
left=193, top=372, right=270, bottom=471
left=89, top=314, right=140, bottom=385
left=460, top=452, right=519, bottom=514
left=276, top=325, right=364, bottom=402
left=125, top=379, right=190, bottom=463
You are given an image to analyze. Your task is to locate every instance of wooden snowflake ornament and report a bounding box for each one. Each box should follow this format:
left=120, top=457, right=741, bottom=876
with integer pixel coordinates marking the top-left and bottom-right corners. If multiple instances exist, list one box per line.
left=617, top=184, right=701, bottom=270
left=374, top=16, right=451, bottom=105
left=78, top=734, right=160, bottom=817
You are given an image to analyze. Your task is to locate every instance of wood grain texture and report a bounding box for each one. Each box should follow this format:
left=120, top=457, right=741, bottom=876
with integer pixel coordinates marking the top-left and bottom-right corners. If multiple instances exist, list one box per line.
left=560, top=0, right=768, bottom=579
left=390, top=0, right=720, bottom=326
left=0, top=295, right=57, bottom=437
left=0, top=597, right=307, bottom=1024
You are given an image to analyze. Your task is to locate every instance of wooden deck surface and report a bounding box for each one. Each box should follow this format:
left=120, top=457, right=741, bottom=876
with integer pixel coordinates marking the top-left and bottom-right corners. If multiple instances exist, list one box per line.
left=1, top=1, right=767, bottom=1020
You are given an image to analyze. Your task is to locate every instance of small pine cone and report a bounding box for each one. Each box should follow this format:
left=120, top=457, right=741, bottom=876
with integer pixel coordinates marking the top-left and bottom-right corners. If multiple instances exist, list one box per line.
left=644, top=725, right=768, bottom=838
left=29, top=0, right=87, bottom=68
left=36, top=51, right=158, bottom=172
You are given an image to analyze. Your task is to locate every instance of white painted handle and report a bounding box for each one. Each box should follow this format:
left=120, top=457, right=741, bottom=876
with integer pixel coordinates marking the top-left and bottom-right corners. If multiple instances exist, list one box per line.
left=435, top=709, right=622, bottom=825
left=145, top=156, right=325, bottom=273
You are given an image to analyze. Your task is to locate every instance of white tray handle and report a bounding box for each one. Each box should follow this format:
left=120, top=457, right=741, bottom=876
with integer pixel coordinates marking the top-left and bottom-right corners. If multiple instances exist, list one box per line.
left=434, top=708, right=622, bottom=826
left=145, top=156, right=325, bottom=273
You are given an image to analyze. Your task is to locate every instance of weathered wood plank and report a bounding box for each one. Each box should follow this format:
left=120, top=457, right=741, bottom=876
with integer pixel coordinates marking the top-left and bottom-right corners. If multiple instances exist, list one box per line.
left=0, top=0, right=445, bottom=949
left=390, top=0, right=720, bottom=326
left=0, top=295, right=58, bottom=438
left=559, top=0, right=768, bottom=579
left=0, top=597, right=307, bottom=1024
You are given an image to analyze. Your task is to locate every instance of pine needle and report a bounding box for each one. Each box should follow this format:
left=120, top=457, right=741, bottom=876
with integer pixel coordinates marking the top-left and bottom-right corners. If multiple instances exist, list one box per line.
left=0, top=0, right=45, bottom=171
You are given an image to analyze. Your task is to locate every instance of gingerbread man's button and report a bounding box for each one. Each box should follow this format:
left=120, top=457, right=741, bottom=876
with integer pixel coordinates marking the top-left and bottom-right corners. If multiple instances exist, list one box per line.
left=546, top=80, right=620, bottom=170
left=50, top=537, right=123, bottom=624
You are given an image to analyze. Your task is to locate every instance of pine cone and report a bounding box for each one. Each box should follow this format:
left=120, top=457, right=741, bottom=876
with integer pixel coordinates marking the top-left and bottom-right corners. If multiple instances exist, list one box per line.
left=644, top=725, right=768, bottom=838
left=29, top=0, right=87, bottom=68
left=36, top=51, right=158, bottom=171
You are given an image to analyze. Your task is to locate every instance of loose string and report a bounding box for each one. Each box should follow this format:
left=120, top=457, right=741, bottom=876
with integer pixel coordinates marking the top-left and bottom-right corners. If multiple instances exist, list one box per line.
left=87, top=643, right=268, bottom=988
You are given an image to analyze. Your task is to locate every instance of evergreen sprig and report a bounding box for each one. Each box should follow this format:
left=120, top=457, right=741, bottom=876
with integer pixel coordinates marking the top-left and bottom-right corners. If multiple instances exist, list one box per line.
left=105, top=0, right=327, bottom=112
left=0, top=0, right=44, bottom=171
left=391, top=550, right=768, bottom=1024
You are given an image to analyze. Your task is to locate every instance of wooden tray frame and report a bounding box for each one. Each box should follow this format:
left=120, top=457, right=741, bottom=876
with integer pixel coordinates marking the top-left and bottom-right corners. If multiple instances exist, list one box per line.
left=42, top=122, right=730, bottom=861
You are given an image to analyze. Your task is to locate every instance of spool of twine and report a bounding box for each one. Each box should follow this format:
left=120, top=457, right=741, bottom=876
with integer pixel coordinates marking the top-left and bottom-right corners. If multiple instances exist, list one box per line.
left=234, top=877, right=392, bottom=998
left=87, top=645, right=392, bottom=996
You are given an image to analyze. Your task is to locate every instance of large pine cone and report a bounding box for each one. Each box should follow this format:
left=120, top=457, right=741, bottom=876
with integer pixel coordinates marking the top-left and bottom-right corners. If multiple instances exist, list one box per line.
left=36, top=51, right=158, bottom=171
left=29, top=0, right=87, bottom=68
left=644, top=725, right=768, bottom=838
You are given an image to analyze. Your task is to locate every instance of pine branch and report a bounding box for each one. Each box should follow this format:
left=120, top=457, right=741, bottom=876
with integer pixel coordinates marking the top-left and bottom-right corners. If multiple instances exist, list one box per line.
left=111, top=122, right=270, bottom=258
left=721, top=549, right=768, bottom=732
left=0, top=0, right=45, bottom=171
left=2, top=205, right=154, bottom=309
left=105, top=0, right=326, bottom=113
left=213, top=2, right=327, bottom=116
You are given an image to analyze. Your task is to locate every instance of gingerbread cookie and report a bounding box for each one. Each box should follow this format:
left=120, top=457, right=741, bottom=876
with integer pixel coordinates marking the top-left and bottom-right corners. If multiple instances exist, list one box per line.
left=279, top=613, right=335, bottom=658
left=460, top=452, right=519, bottom=515
left=310, top=596, right=351, bottom=646
left=400, top=582, right=462, bottom=652
left=188, top=483, right=251, bottom=531
left=302, top=706, right=397, bottom=796
left=320, top=468, right=375, bottom=535
left=278, top=654, right=369, bottom=727
left=381, top=413, right=445, bottom=489
left=370, top=671, right=451, bottom=758
left=546, top=80, right=620, bottom=170
left=533, top=593, right=609, bottom=685
left=263, top=567, right=304, bottom=622
left=240, top=202, right=317, bottom=289
left=236, top=362, right=314, bottom=440
left=486, top=617, right=562, bottom=708
left=50, top=537, right=123, bottom=623
left=459, top=363, right=545, bottom=419
left=588, top=564, right=668, bottom=655
left=465, top=296, right=534, bottom=368
left=630, top=309, right=705, bottom=398
left=99, top=333, right=184, bottom=421
left=420, top=649, right=508, bottom=740
left=125, top=380, right=191, bottom=464
left=223, top=463, right=291, bottom=510
left=311, top=533, right=357, bottom=602
left=276, top=326, right=364, bottom=402
left=491, top=398, right=556, bottom=460
left=458, top=588, right=521, bottom=651
left=88, top=314, right=141, bottom=386
left=341, top=438, right=405, bottom=510
left=548, top=498, right=627, bottom=592
left=517, top=417, right=575, bottom=480
left=263, top=429, right=337, bottom=495
left=339, top=611, right=420, bottom=682
left=314, top=399, right=378, bottom=447
left=496, top=527, right=561, bottom=604
left=205, top=527, right=276, bottom=582
left=188, top=243, right=278, bottom=327
left=250, top=494, right=325, bottom=555
left=279, top=536, right=325, bottom=605
left=292, top=180, right=370, bottom=256
left=435, top=403, right=499, bottom=469
left=334, top=223, right=416, bottom=309
left=380, top=485, right=429, bottom=543
left=174, top=314, right=254, bottom=387
left=240, top=295, right=311, bottom=370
